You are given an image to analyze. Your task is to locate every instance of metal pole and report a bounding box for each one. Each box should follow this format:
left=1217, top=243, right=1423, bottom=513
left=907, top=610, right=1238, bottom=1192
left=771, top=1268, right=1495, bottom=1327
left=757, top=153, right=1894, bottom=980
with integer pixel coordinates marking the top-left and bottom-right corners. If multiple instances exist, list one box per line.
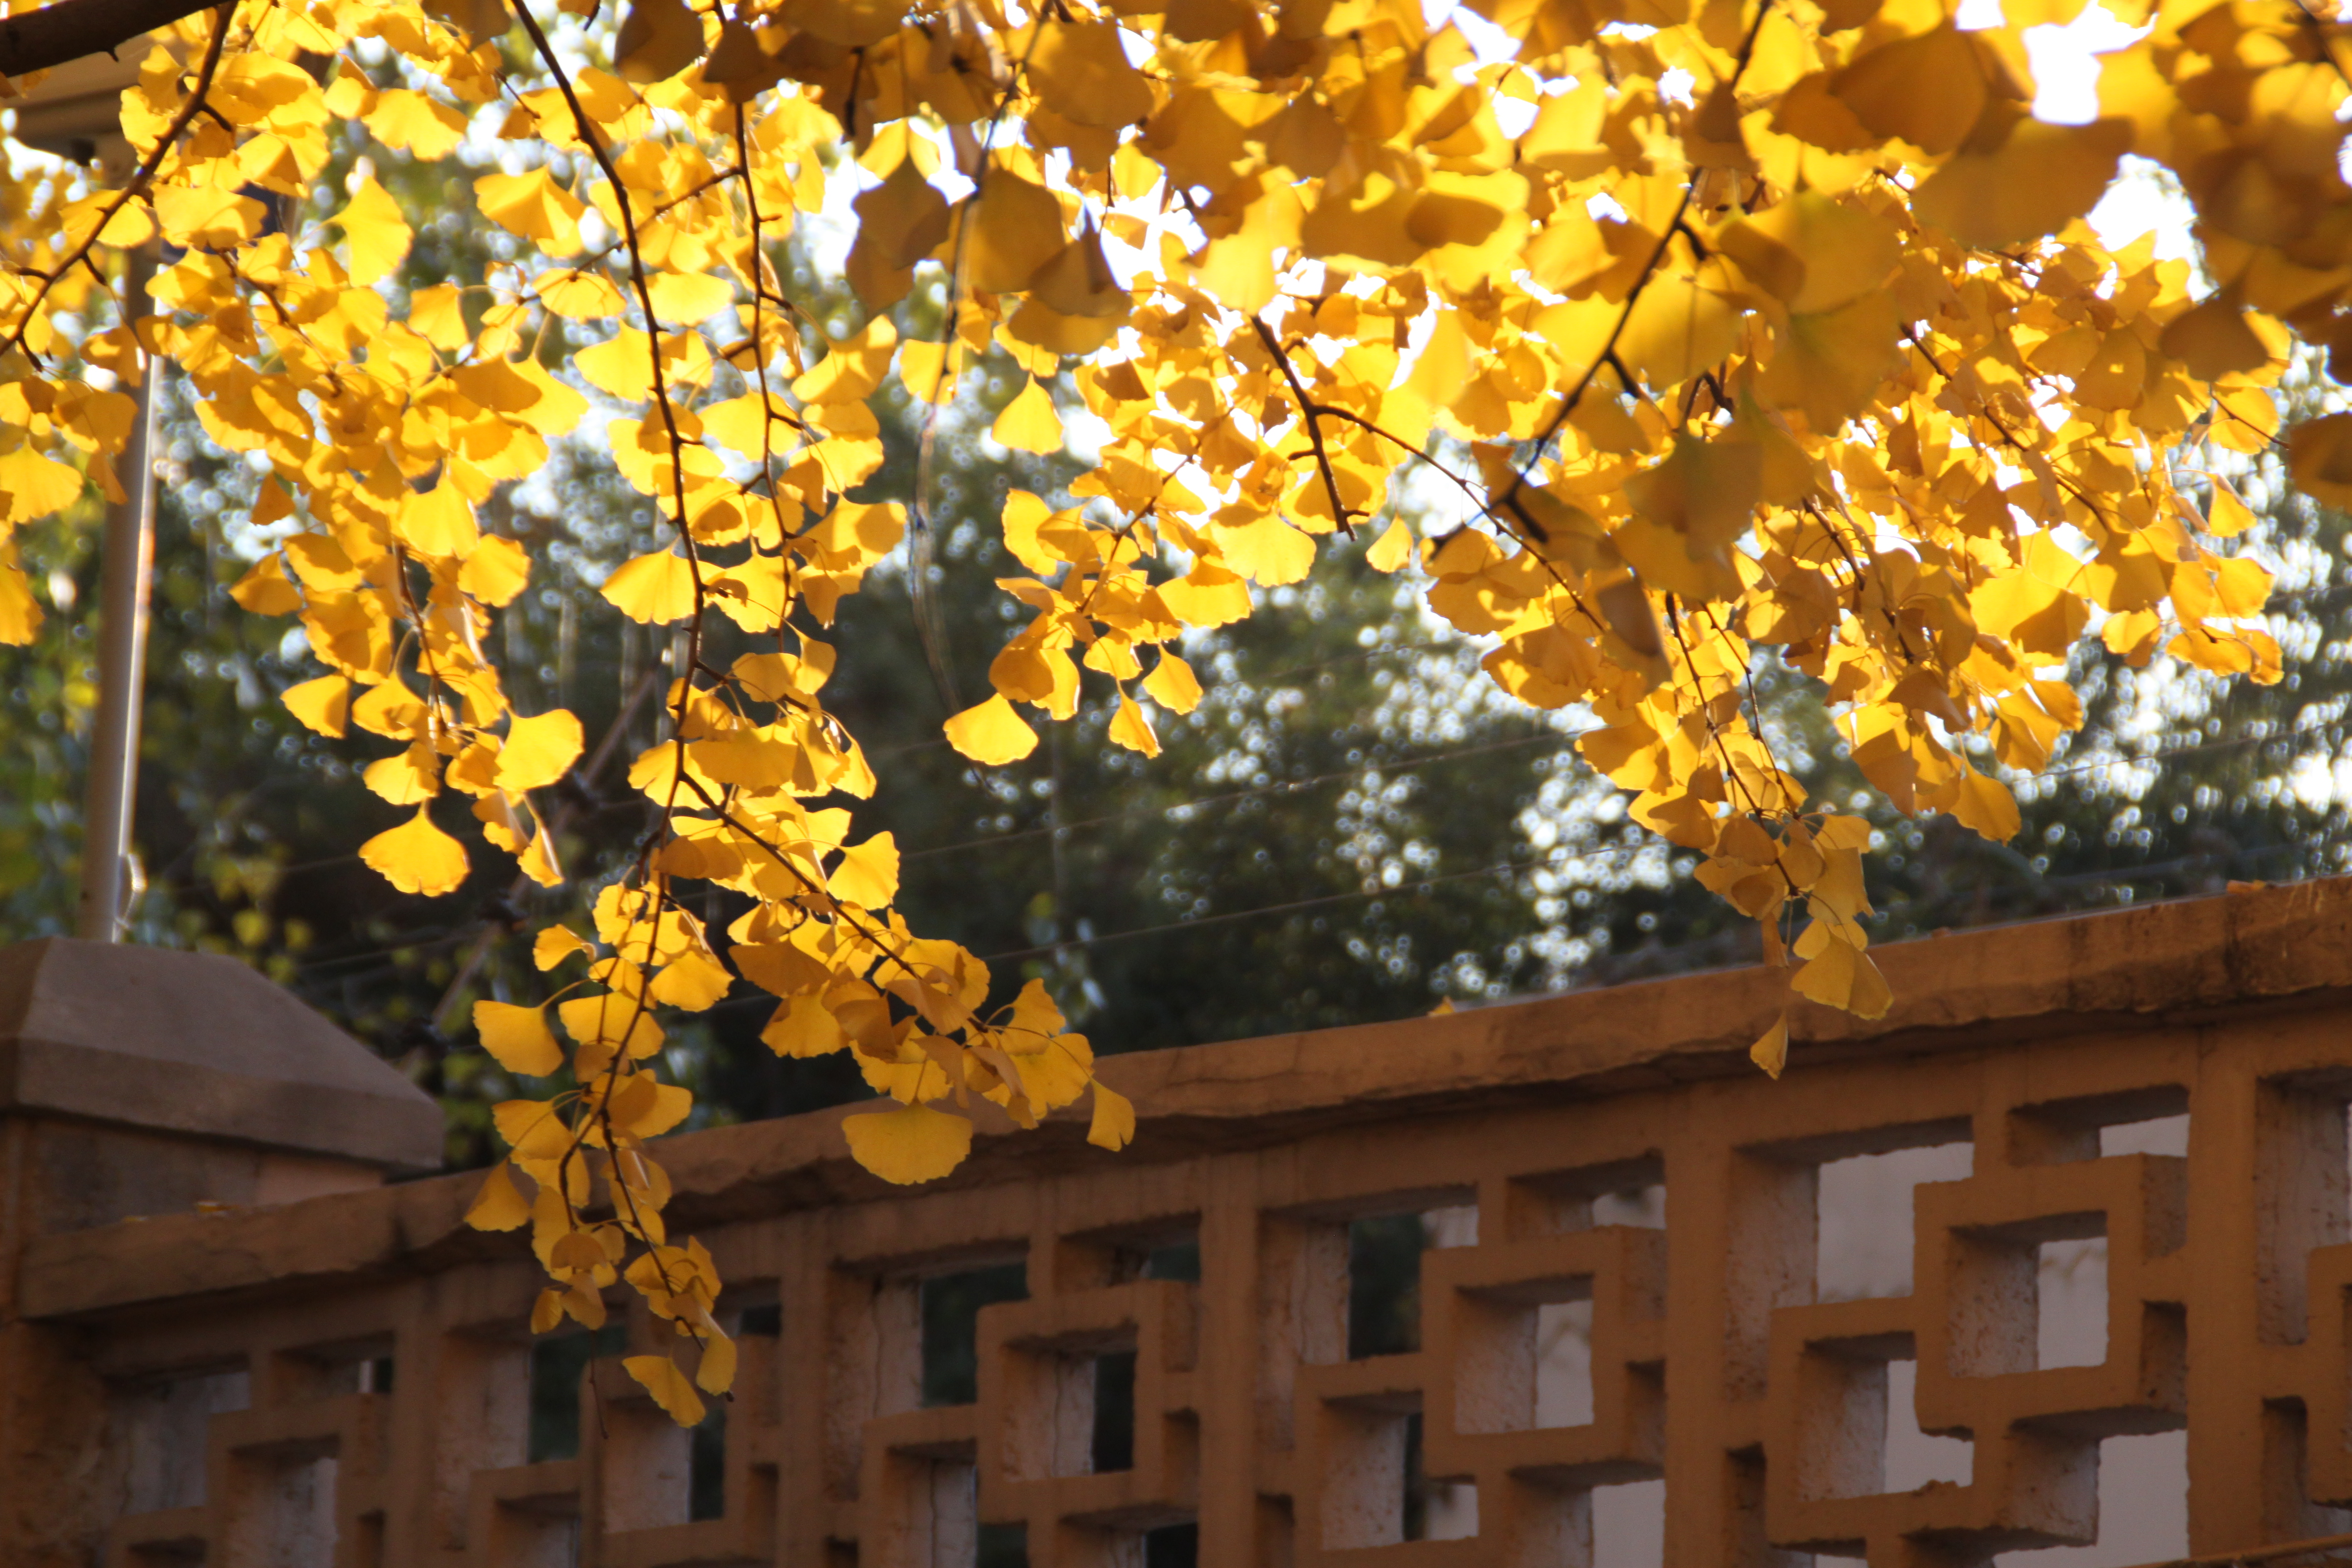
left=75, top=244, right=161, bottom=941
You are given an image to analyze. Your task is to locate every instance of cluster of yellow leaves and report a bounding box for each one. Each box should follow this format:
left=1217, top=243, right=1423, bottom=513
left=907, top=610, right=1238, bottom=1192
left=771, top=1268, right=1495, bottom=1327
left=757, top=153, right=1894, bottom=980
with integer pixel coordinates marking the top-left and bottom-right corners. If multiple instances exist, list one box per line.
left=0, top=0, right=2340, bottom=1421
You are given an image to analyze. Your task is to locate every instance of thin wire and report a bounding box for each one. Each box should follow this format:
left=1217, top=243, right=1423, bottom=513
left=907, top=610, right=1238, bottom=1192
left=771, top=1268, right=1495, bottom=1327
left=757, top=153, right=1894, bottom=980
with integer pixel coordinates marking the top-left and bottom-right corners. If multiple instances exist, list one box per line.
left=979, top=835, right=1667, bottom=963
left=293, top=926, right=483, bottom=975
left=294, top=705, right=2352, bottom=990
left=2037, top=714, right=2348, bottom=781
left=903, top=723, right=1591, bottom=862
left=852, top=639, right=1464, bottom=762
left=970, top=719, right=2352, bottom=966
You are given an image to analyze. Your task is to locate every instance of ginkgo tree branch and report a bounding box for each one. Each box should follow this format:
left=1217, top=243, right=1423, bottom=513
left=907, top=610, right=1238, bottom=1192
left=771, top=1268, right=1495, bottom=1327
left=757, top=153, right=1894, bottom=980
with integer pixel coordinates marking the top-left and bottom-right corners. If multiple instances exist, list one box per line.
left=0, top=0, right=2315, bottom=1426
left=0, top=0, right=215, bottom=78
left=1498, top=0, right=1778, bottom=531
left=0, top=1, right=231, bottom=363
left=1250, top=311, right=1358, bottom=535
left=511, top=0, right=708, bottom=861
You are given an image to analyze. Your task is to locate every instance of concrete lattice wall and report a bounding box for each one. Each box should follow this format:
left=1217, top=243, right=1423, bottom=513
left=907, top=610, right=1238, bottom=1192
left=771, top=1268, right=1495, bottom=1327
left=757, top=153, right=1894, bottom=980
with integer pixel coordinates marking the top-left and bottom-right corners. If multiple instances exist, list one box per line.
left=9, top=883, right=2352, bottom=1567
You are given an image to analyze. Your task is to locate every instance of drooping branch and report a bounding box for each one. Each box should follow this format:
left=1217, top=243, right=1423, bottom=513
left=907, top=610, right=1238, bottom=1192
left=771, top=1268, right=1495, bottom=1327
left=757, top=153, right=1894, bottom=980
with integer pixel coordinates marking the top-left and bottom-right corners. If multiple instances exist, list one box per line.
left=0, top=0, right=216, bottom=78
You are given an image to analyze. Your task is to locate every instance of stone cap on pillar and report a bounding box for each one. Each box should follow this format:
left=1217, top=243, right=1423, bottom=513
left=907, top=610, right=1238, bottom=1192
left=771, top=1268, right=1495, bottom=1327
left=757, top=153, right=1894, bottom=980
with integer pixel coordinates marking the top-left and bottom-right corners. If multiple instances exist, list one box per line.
left=0, top=937, right=442, bottom=1175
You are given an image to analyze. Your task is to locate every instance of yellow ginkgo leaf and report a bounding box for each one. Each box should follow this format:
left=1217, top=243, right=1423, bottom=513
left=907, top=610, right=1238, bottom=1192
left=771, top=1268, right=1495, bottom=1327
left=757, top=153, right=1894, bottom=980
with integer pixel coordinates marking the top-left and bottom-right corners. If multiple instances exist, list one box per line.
left=967, top=168, right=1066, bottom=293
left=1366, top=517, right=1414, bottom=573
left=695, top=1328, right=737, bottom=1395
left=365, top=740, right=441, bottom=806
left=2160, top=294, right=2270, bottom=382
left=603, top=1077, right=688, bottom=1145
left=335, top=174, right=411, bottom=288
left=616, top=0, right=709, bottom=82
left=843, top=1101, right=974, bottom=1185
left=2202, top=477, right=2256, bottom=538
left=644, top=269, right=735, bottom=326
left=408, top=282, right=469, bottom=351
left=1715, top=190, right=1899, bottom=315
left=1141, top=652, right=1202, bottom=714
left=360, top=807, right=469, bottom=895
left=558, top=994, right=666, bottom=1059
left=536, top=925, right=596, bottom=971
left=829, top=833, right=900, bottom=907
left=991, top=378, right=1064, bottom=453
left=475, top=167, right=586, bottom=256
left=396, top=481, right=478, bottom=560
left=281, top=674, right=349, bottom=737
left=1107, top=692, right=1161, bottom=757
left=649, top=950, right=733, bottom=1011
left=623, top=1355, right=707, bottom=1425
left=536, top=268, right=629, bottom=321
left=497, top=709, right=584, bottom=793
left=854, top=157, right=953, bottom=270
left=578, top=333, right=658, bottom=402
left=944, top=694, right=1040, bottom=764
left=896, top=338, right=962, bottom=405
left=1949, top=768, right=2021, bottom=843
left=366, top=88, right=468, bottom=159
left=1623, top=436, right=1763, bottom=570
left=601, top=550, right=699, bottom=624
left=1028, top=20, right=1154, bottom=128
left=1025, top=227, right=1128, bottom=322
left=0, top=448, right=87, bottom=524
left=1617, top=272, right=1737, bottom=391
left=459, top=535, right=533, bottom=606
left=1088, top=1081, right=1135, bottom=1151
left=1760, top=293, right=1903, bottom=434
left=1790, top=937, right=1892, bottom=1019
left=1911, top=111, right=2130, bottom=249
left=152, top=183, right=265, bottom=248
left=230, top=555, right=303, bottom=616
left=464, top=1161, right=533, bottom=1231
left=1750, top=1015, right=1789, bottom=1079
left=492, top=1098, right=572, bottom=1163
left=476, top=1000, right=565, bottom=1076
left=1827, top=24, right=1986, bottom=155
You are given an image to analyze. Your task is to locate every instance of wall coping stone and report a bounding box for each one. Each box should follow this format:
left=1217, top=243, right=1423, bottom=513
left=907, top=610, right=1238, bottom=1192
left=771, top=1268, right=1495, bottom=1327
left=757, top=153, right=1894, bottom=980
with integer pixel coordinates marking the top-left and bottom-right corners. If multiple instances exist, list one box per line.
left=0, top=937, right=443, bottom=1175
left=18, top=878, right=2352, bottom=1323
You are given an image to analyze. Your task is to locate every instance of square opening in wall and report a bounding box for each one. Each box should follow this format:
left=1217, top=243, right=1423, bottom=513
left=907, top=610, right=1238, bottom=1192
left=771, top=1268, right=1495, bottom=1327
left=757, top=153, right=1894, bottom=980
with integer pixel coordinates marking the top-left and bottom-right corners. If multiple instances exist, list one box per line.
left=2013, top=1086, right=2189, bottom=1165
left=1349, top=1203, right=1475, bottom=1361
left=1884, top=1359, right=1971, bottom=1491
left=1142, top=1239, right=1201, bottom=1281
left=1796, top=1334, right=1971, bottom=1502
left=1509, top=1157, right=1665, bottom=1236
left=1143, top=1522, right=1197, bottom=1566
left=1535, top=1295, right=1594, bottom=1428
left=1090, top=1350, right=1137, bottom=1473
left=977, top=1520, right=1028, bottom=1568
left=1403, top=1412, right=1477, bottom=1541
left=923, top=1261, right=1028, bottom=1408
left=1994, top=1430, right=2187, bottom=1566
left=529, top=1323, right=626, bottom=1463
left=689, top=1401, right=727, bottom=1522
left=2039, top=1230, right=2108, bottom=1371
left=2101, top=1115, right=2188, bottom=1158
left=1818, top=1139, right=1973, bottom=1302
left=1594, top=1476, right=1665, bottom=1568
left=225, top=1444, right=340, bottom=1567
left=117, top=1364, right=251, bottom=1515
left=1594, top=1183, right=1665, bottom=1228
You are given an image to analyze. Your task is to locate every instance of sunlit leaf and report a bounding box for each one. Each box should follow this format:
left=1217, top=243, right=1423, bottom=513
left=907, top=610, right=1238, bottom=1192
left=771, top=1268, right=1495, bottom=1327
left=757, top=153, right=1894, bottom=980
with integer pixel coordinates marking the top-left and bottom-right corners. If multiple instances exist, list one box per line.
left=842, top=1102, right=974, bottom=1185
left=360, top=808, right=468, bottom=896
